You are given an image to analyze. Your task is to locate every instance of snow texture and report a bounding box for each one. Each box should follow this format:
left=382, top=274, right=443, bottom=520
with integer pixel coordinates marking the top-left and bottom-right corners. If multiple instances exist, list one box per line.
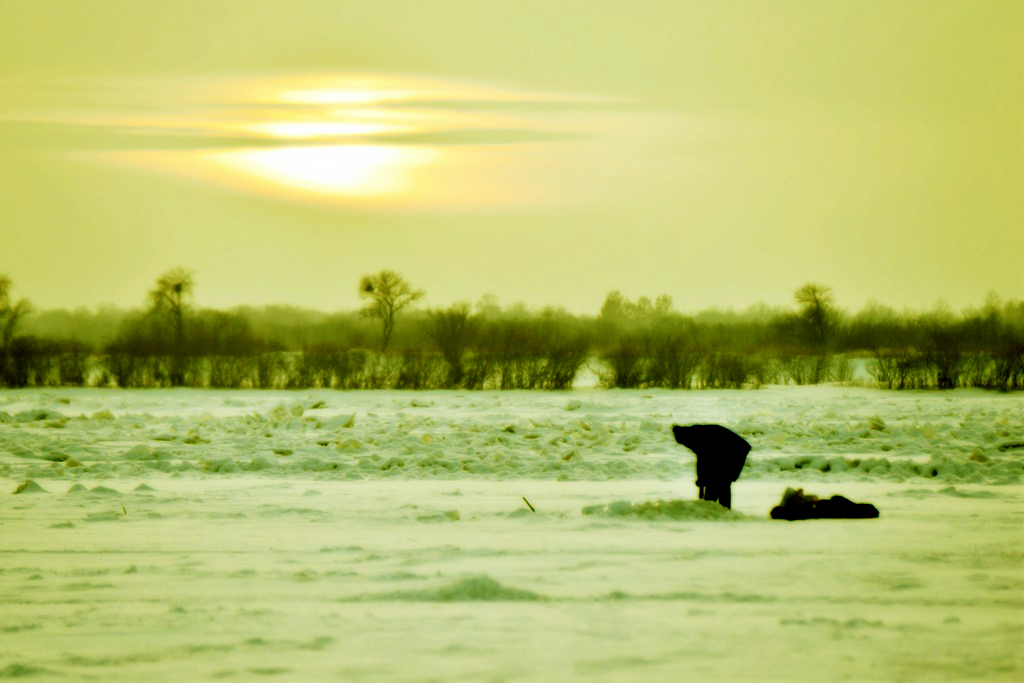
left=1, top=386, right=1022, bottom=681
left=1, top=387, right=1021, bottom=486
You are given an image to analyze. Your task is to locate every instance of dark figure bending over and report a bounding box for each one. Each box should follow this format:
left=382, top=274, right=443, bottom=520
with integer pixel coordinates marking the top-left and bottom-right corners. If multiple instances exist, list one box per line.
left=672, top=424, right=751, bottom=509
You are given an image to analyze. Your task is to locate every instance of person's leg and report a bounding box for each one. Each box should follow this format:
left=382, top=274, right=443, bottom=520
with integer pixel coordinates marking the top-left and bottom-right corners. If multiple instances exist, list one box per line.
left=718, top=483, right=731, bottom=509
left=702, top=482, right=732, bottom=509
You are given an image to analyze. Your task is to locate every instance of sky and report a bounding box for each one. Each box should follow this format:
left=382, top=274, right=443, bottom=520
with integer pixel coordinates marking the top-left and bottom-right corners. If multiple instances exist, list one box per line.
left=0, top=0, right=1020, bottom=315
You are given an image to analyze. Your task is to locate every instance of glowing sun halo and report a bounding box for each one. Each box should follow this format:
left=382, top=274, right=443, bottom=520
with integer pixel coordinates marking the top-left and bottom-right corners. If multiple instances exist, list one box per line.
left=200, top=145, right=438, bottom=197
left=79, top=73, right=624, bottom=207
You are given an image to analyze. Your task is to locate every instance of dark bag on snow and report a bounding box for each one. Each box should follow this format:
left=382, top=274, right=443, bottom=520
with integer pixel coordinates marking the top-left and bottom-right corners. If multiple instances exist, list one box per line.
left=770, top=487, right=879, bottom=521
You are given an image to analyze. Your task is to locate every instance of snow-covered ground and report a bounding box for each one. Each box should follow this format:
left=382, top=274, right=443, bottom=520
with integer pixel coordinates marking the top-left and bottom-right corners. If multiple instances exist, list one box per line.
left=2, top=387, right=1022, bottom=681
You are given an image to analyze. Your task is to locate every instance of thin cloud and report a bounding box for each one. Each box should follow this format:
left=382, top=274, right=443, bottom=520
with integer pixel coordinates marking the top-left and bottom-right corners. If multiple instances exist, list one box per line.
left=0, top=120, right=590, bottom=152
left=0, top=71, right=674, bottom=209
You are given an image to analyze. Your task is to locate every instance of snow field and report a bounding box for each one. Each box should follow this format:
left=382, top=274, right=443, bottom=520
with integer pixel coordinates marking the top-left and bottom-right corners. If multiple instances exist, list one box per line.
left=1, top=387, right=1022, bottom=681
left=2, top=478, right=1022, bottom=681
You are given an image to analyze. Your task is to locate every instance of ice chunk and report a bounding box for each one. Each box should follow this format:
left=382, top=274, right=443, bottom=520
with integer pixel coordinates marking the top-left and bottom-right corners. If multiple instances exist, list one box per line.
left=319, top=413, right=356, bottom=430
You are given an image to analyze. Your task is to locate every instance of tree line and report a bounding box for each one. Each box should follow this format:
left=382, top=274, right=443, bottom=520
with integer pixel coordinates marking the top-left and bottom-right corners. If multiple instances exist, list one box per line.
left=2, top=271, right=1022, bottom=391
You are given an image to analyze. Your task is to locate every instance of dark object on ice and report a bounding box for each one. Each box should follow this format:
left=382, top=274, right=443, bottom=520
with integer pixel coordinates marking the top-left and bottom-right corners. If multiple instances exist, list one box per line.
left=672, top=424, right=751, bottom=509
left=770, top=487, right=880, bottom=521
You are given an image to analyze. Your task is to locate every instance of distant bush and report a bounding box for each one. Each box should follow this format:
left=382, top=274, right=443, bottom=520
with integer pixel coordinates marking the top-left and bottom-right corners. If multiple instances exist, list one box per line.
left=4, top=276, right=1022, bottom=392
left=869, top=329, right=1023, bottom=392
left=599, top=318, right=702, bottom=389
left=207, top=356, right=258, bottom=389
left=696, top=353, right=751, bottom=389
left=1, top=336, right=36, bottom=387
left=57, top=340, right=92, bottom=386
left=464, top=311, right=588, bottom=390
left=424, top=304, right=475, bottom=388
left=647, top=334, right=702, bottom=388
left=776, top=355, right=833, bottom=385
left=542, top=330, right=590, bottom=390
left=290, top=344, right=342, bottom=389
left=0, top=336, right=95, bottom=387
left=870, top=347, right=927, bottom=389
left=601, top=335, right=647, bottom=388
left=395, top=351, right=447, bottom=390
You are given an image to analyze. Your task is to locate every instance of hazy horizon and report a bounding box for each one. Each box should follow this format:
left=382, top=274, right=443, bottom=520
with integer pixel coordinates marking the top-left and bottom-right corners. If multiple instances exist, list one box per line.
left=1, top=1, right=1020, bottom=315
left=13, top=280, right=1024, bottom=321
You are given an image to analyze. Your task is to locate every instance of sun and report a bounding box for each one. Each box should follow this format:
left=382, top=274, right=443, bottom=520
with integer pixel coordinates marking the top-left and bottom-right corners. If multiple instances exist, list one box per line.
left=245, top=121, right=400, bottom=139
left=199, top=145, right=438, bottom=197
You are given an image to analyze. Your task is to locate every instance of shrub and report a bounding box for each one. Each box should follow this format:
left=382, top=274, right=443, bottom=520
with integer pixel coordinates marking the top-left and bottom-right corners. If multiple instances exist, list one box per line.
left=424, top=304, right=475, bottom=388
left=697, top=353, right=750, bottom=389
left=541, top=332, right=589, bottom=390
left=394, top=351, right=447, bottom=389
left=600, top=336, right=646, bottom=388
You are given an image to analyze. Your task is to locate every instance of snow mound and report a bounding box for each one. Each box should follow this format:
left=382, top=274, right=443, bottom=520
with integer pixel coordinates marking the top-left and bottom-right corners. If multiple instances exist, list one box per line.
left=14, top=409, right=65, bottom=423
left=88, top=485, right=120, bottom=496
left=0, top=664, right=54, bottom=678
left=416, top=510, right=460, bottom=522
left=122, top=445, right=173, bottom=461
left=374, top=575, right=544, bottom=602
left=12, top=479, right=46, bottom=494
left=747, top=453, right=1024, bottom=484
left=582, top=498, right=749, bottom=520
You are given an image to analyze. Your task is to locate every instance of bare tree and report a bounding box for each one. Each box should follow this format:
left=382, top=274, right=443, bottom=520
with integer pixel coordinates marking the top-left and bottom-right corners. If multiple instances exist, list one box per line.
left=791, top=282, right=838, bottom=384
left=0, top=275, right=32, bottom=351
left=794, top=282, right=836, bottom=351
left=358, top=270, right=424, bottom=353
left=147, top=268, right=195, bottom=384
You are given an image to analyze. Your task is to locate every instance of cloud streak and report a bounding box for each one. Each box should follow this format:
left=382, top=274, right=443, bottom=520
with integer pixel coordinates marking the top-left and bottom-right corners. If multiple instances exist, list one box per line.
left=0, top=120, right=590, bottom=151
left=0, top=72, right=672, bottom=208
